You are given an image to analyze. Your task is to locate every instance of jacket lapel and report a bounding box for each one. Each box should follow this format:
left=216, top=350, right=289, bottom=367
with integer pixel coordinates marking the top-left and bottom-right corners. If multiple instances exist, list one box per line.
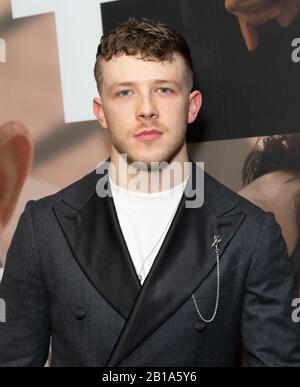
left=53, top=166, right=142, bottom=320
left=105, top=163, right=245, bottom=366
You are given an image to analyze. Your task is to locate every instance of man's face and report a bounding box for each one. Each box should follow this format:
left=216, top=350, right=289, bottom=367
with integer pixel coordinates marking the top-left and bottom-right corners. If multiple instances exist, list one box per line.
left=93, top=53, right=201, bottom=168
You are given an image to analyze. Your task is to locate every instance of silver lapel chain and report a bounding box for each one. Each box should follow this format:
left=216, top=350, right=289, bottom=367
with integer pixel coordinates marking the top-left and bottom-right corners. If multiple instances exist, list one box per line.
left=192, top=234, right=222, bottom=323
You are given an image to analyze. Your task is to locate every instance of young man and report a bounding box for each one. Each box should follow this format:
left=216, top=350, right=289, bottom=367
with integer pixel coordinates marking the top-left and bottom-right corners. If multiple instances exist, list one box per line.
left=0, top=18, right=299, bottom=367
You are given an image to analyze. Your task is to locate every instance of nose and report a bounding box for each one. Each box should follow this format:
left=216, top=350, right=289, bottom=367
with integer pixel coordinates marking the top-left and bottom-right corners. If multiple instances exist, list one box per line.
left=136, top=93, right=159, bottom=121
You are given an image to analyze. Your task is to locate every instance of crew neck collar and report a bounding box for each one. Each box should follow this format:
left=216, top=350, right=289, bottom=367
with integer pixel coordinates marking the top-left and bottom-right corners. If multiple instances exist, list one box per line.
left=108, top=173, right=190, bottom=199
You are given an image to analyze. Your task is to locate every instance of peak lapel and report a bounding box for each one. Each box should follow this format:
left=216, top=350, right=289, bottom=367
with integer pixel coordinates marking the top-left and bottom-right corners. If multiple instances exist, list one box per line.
left=106, top=163, right=245, bottom=366
left=53, top=169, right=141, bottom=320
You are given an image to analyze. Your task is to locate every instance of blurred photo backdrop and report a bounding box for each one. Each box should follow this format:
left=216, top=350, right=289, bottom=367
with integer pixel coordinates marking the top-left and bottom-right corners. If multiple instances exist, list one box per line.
left=0, top=0, right=299, bottom=277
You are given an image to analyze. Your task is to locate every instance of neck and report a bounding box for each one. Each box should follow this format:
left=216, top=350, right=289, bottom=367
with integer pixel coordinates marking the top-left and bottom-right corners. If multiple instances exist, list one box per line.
left=109, top=148, right=190, bottom=193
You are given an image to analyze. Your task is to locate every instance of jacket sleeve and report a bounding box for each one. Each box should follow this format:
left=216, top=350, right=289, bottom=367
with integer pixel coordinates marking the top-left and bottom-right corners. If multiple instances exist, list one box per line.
left=242, top=212, right=300, bottom=367
left=0, top=201, right=51, bottom=367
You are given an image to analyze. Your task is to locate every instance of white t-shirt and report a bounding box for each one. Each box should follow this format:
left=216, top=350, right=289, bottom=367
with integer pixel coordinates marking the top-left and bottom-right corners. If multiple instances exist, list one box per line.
left=0, top=247, right=6, bottom=282
left=109, top=175, right=189, bottom=285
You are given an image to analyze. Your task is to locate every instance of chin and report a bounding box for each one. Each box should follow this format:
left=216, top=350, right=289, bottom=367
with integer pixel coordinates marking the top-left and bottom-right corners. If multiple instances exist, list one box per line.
left=127, top=152, right=176, bottom=171
left=114, top=139, right=184, bottom=169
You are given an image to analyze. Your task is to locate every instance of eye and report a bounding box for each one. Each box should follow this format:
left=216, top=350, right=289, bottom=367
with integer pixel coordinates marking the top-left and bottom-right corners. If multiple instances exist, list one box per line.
left=158, top=87, right=172, bottom=94
left=117, top=90, right=132, bottom=97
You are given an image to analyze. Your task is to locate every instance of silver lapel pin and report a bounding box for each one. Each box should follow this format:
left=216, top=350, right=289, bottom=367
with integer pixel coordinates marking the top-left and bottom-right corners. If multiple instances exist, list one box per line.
left=212, top=234, right=223, bottom=248
left=192, top=234, right=223, bottom=325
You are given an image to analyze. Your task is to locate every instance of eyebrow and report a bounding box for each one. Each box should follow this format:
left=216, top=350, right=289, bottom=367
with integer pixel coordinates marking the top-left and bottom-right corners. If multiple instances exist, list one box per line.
left=108, top=79, right=182, bottom=93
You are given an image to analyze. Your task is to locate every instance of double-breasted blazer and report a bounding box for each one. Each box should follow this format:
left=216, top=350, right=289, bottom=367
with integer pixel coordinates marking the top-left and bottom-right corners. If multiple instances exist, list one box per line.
left=0, top=160, right=300, bottom=367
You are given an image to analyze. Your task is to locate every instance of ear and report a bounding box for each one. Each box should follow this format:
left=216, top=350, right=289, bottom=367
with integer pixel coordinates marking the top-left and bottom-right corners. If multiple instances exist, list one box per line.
left=93, top=97, right=108, bottom=129
left=0, top=122, right=33, bottom=230
left=187, top=90, right=202, bottom=124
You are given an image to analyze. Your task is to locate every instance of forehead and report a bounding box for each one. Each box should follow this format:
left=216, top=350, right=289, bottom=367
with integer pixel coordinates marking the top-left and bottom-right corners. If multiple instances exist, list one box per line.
left=101, top=53, right=186, bottom=87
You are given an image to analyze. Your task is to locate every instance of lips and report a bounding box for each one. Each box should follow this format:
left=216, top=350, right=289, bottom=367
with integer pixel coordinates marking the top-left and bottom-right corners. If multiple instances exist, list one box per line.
left=135, top=129, right=163, bottom=142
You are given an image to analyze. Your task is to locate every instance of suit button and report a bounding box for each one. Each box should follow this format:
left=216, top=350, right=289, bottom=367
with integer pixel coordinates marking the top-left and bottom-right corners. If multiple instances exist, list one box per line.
left=194, top=321, right=206, bottom=332
left=75, top=308, right=86, bottom=320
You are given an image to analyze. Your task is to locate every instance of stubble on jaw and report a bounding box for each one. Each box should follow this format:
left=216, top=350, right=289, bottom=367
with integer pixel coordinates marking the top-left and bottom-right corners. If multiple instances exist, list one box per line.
left=112, top=132, right=187, bottom=172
